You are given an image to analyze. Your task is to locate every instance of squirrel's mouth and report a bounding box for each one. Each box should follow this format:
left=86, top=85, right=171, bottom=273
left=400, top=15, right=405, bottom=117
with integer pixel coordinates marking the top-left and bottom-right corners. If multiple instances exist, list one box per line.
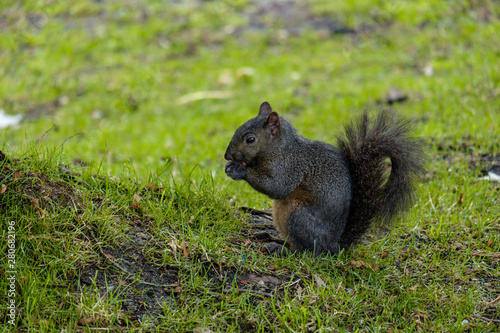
left=227, top=160, right=247, bottom=167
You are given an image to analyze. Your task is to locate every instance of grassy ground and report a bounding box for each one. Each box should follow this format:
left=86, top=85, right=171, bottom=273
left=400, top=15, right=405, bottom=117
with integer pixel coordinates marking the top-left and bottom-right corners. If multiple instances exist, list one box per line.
left=1, top=0, right=499, bottom=331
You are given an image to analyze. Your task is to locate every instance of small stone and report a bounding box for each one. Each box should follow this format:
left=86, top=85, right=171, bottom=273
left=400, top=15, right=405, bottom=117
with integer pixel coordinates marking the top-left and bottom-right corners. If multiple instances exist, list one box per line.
left=386, top=88, right=408, bottom=105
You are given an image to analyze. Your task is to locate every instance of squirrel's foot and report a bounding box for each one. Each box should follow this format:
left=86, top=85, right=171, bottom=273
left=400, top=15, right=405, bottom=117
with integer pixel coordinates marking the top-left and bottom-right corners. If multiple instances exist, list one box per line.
left=253, top=231, right=284, bottom=244
left=263, top=242, right=289, bottom=256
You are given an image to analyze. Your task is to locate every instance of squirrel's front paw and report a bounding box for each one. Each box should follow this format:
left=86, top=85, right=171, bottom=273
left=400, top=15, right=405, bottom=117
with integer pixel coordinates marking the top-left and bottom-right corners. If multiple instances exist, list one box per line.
left=225, top=161, right=248, bottom=180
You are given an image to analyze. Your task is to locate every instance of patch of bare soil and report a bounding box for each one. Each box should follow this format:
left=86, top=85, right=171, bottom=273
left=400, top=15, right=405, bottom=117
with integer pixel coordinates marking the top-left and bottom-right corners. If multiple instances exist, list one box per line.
left=80, top=228, right=180, bottom=323
left=469, top=153, right=500, bottom=176
left=433, top=137, right=500, bottom=179
left=440, top=151, right=500, bottom=177
left=237, top=0, right=357, bottom=37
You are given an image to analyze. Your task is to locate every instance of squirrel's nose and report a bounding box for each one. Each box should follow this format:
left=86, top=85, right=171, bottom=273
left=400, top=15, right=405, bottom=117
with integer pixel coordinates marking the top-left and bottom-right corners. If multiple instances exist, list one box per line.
left=233, top=152, right=244, bottom=162
left=224, top=150, right=243, bottom=162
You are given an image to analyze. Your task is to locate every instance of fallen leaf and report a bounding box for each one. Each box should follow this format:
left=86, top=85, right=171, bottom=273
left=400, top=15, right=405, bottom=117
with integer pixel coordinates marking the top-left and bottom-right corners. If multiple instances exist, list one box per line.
left=0, top=184, right=6, bottom=194
left=350, top=260, right=365, bottom=268
left=133, top=193, right=141, bottom=202
left=458, top=193, right=465, bottom=205
left=144, top=183, right=156, bottom=191
left=244, top=239, right=252, bottom=247
left=408, top=285, right=418, bottom=291
left=240, top=280, right=252, bottom=285
left=313, top=274, right=326, bottom=289
left=181, top=241, right=188, bottom=257
left=381, top=251, right=389, bottom=258
left=78, top=316, right=99, bottom=326
left=487, top=239, right=493, bottom=248
left=266, top=264, right=277, bottom=270
left=176, top=90, right=233, bottom=105
left=14, top=171, right=20, bottom=179
left=350, top=260, right=378, bottom=271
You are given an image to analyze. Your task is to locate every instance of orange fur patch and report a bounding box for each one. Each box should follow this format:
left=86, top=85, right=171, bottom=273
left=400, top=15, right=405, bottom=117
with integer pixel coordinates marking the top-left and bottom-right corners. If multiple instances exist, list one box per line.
left=272, top=187, right=314, bottom=241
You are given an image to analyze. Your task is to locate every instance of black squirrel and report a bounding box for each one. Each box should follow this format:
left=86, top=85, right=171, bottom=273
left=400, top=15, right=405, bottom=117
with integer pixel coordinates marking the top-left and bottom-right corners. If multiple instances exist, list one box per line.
left=225, top=102, right=425, bottom=255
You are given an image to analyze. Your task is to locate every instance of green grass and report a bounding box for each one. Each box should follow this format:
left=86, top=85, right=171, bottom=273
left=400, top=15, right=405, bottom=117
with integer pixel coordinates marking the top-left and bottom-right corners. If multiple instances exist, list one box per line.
left=1, top=0, right=499, bottom=331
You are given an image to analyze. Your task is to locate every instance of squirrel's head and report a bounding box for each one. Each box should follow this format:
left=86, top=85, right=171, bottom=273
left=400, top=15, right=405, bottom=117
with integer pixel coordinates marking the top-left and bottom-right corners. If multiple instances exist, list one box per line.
left=224, top=101, right=282, bottom=166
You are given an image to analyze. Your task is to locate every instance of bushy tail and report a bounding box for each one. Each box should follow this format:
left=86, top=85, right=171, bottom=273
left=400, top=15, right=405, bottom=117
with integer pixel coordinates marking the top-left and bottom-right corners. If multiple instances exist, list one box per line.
left=337, top=109, right=426, bottom=248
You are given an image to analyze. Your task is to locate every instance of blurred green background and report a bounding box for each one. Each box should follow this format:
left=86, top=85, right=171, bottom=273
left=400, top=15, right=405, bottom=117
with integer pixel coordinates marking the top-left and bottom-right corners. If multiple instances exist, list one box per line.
left=1, top=0, right=499, bottom=207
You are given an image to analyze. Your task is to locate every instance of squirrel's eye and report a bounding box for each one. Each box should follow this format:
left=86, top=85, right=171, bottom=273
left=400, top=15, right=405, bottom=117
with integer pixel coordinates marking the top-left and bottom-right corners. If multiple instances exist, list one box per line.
left=246, top=137, right=256, bottom=144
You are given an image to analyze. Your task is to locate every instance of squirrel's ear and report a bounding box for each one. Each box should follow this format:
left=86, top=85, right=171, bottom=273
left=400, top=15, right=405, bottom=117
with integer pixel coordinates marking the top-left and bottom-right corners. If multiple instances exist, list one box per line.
left=264, top=112, right=280, bottom=137
left=258, top=102, right=273, bottom=116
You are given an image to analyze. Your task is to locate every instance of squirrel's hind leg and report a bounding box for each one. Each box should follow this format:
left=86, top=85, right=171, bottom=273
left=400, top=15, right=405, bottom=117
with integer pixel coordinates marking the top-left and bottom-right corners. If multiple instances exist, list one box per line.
left=286, top=208, right=340, bottom=256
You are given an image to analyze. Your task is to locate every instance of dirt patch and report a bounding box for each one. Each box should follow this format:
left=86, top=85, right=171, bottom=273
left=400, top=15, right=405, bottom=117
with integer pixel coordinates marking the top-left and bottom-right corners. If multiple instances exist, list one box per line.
left=469, top=153, right=500, bottom=176
left=80, top=227, right=180, bottom=323
left=439, top=151, right=500, bottom=177
left=433, top=136, right=500, bottom=178
left=238, top=0, right=357, bottom=37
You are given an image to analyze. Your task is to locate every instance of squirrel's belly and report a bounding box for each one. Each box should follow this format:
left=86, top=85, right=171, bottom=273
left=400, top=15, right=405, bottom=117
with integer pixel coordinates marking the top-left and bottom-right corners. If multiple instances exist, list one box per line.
left=272, top=187, right=313, bottom=239
left=272, top=200, right=292, bottom=238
